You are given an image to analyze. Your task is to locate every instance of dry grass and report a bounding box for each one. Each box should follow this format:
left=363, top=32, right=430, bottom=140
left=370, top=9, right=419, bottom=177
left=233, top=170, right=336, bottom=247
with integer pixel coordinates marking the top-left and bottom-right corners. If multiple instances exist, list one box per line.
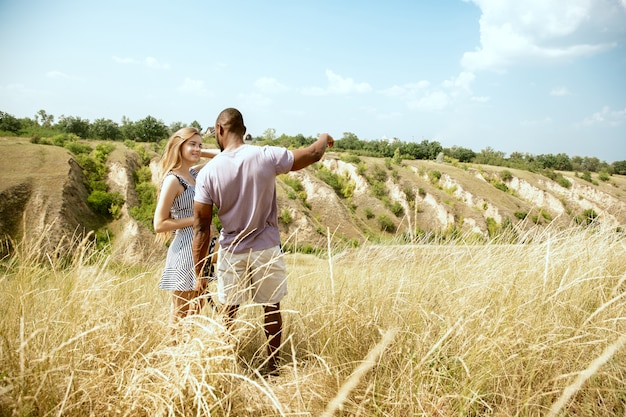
left=1, top=223, right=625, bottom=416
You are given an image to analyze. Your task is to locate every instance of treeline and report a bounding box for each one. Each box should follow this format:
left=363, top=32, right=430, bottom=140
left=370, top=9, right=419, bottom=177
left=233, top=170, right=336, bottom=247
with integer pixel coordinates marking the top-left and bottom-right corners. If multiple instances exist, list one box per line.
left=0, top=109, right=202, bottom=143
left=1, top=109, right=624, bottom=175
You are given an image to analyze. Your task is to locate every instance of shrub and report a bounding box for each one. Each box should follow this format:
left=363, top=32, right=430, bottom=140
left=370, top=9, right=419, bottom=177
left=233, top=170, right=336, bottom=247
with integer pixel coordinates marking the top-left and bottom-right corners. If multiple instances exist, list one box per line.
left=500, top=170, right=512, bottom=181
left=389, top=201, right=404, bottom=217
left=316, top=167, right=353, bottom=199
left=88, top=190, right=124, bottom=217
left=280, top=174, right=304, bottom=192
left=402, top=185, right=415, bottom=203
left=364, top=207, right=375, bottom=219
left=130, top=182, right=157, bottom=230
left=428, top=170, right=441, bottom=183
left=493, top=182, right=509, bottom=192
left=598, top=172, right=610, bottom=182
left=514, top=211, right=527, bottom=220
left=370, top=181, right=387, bottom=199
left=540, top=209, right=552, bottom=221
left=377, top=214, right=395, bottom=232
left=64, top=141, right=92, bottom=155
left=486, top=217, right=498, bottom=238
left=556, top=175, right=572, bottom=188
left=279, top=209, right=293, bottom=225
left=575, top=208, right=598, bottom=226
left=341, top=154, right=361, bottom=164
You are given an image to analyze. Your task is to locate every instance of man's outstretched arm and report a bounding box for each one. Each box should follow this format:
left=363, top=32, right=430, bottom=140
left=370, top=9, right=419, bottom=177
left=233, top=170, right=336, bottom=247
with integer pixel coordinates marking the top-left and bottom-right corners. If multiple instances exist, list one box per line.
left=291, top=133, right=334, bottom=171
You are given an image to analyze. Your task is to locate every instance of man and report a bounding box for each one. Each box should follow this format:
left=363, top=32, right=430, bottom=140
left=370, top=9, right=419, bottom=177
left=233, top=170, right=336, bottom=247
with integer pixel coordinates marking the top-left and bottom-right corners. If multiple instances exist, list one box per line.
left=192, top=107, right=334, bottom=375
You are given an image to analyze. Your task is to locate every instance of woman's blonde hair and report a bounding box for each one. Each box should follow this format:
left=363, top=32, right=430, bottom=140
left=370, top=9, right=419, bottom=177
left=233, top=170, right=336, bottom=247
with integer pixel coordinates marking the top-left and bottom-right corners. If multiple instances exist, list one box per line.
left=156, top=127, right=201, bottom=186
left=154, top=127, right=201, bottom=244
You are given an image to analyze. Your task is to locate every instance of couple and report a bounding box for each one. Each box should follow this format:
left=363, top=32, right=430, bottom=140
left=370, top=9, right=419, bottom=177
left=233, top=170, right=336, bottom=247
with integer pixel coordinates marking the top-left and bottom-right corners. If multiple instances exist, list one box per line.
left=154, top=107, right=334, bottom=374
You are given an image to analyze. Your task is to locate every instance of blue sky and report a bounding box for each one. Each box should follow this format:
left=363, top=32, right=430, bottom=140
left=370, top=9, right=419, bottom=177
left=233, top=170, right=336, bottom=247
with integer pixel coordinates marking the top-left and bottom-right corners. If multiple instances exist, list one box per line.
left=1, top=0, right=625, bottom=162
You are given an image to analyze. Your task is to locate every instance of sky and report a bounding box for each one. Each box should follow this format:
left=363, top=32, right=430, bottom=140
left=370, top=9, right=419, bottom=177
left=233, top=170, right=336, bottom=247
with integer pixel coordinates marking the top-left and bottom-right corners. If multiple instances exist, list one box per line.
left=1, top=0, right=625, bottom=162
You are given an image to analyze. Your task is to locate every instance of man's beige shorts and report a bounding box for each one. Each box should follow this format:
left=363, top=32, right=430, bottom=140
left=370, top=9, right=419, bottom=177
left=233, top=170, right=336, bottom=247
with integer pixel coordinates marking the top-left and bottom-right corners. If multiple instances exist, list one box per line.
left=216, top=245, right=287, bottom=305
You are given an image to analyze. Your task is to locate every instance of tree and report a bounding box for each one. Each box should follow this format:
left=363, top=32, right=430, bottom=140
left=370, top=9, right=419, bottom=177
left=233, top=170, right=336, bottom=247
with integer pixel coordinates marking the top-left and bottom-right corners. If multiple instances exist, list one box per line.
left=0, top=111, right=21, bottom=133
left=169, top=121, right=185, bottom=133
left=447, top=146, right=476, bottom=162
left=120, top=116, right=138, bottom=141
left=57, top=115, right=90, bottom=138
left=613, top=160, right=626, bottom=175
left=35, top=109, right=54, bottom=127
left=133, top=115, right=168, bottom=142
left=475, top=147, right=506, bottom=166
left=336, top=132, right=360, bottom=150
left=262, top=128, right=276, bottom=141
left=91, top=118, right=121, bottom=141
left=190, top=120, right=202, bottom=131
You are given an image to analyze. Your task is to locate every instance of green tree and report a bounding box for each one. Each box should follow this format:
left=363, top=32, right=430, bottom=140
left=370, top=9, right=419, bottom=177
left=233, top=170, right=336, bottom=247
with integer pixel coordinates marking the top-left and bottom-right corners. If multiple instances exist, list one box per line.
left=0, top=111, right=21, bottom=133
left=262, top=128, right=276, bottom=141
left=613, top=160, right=626, bottom=175
left=57, top=115, right=90, bottom=138
left=190, top=120, right=202, bottom=131
left=446, top=146, right=476, bottom=162
left=35, top=109, right=54, bottom=127
left=336, top=132, right=361, bottom=150
left=120, top=116, right=138, bottom=141
left=91, top=118, right=121, bottom=141
left=134, top=115, right=169, bottom=142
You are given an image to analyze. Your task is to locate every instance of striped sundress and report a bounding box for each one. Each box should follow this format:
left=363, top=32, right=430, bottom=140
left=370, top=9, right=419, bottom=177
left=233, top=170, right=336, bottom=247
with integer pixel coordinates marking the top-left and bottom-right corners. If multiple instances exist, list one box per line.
left=158, top=169, right=198, bottom=291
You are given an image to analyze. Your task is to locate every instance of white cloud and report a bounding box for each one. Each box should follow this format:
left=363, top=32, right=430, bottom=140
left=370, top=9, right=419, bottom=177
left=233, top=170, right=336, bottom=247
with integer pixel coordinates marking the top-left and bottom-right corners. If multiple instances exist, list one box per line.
left=112, top=56, right=170, bottom=69
left=471, top=96, right=490, bottom=103
left=579, top=106, right=626, bottom=127
left=239, top=92, right=273, bottom=107
left=381, top=72, right=477, bottom=111
left=177, top=78, right=210, bottom=96
left=144, top=57, right=170, bottom=70
left=520, top=116, right=553, bottom=126
left=112, top=56, right=138, bottom=64
left=443, top=71, right=475, bottom=92
left=46, top=71, right=72, bottom=79
left=302, top=70, right=372, bottom=96
left=380, top=81, right=430, bottom=97
left=254, top=77, right=289, bottom=93
left=407, top=91, right=450, bottom=111
left=550, top=87, right=571, bottom=96
left=462, top=0, right=626, bottom=71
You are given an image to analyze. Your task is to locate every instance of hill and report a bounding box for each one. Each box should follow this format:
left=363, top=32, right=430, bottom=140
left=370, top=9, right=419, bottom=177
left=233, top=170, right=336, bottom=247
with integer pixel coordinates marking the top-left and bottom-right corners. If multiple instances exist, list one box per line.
left=1, top=136, right=625, bottom=261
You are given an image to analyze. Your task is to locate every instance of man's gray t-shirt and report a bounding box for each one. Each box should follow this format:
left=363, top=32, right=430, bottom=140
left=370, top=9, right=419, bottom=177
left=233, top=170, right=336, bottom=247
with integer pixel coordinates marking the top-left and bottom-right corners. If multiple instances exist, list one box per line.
left=195, top=144, right=294, bottom=254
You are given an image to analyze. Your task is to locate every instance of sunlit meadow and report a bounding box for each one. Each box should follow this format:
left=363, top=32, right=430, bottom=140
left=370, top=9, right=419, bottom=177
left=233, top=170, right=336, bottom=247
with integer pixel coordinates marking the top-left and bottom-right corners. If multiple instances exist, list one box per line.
left=1, top=223, right=625, bottom=416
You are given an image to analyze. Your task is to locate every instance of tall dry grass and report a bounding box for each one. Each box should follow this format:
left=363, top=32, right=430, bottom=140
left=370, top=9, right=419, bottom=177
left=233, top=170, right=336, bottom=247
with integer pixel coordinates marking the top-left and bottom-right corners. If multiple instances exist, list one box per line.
left=1, top=223, right=625, bottom=416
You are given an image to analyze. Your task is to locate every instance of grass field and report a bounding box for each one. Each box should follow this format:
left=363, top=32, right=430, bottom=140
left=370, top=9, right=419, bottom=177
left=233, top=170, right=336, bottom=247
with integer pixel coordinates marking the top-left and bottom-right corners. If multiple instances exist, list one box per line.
left=1, top=224, right=625, bottom=416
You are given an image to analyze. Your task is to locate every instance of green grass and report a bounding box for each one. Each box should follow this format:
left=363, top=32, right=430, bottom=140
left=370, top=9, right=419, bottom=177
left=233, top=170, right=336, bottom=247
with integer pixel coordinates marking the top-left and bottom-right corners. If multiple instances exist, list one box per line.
left=1, top=224, right=625, bottom=416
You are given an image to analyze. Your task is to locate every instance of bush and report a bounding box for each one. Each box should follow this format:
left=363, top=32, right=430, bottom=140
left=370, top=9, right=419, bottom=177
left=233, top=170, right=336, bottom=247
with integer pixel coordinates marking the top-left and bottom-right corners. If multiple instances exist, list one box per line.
left=316, top=167, right=353, bottom=198
left=88, top=190, right=124, bottom=217
left=575, top=208, right=598, bottom=226
left=556, top=175, right=572, bottom=188
left=514, top=211, right=527, bottom=220
left=130, top=182, right=157, bottom=230
left=279, top=209, right=293, bottom=225
left=493, top=182, right=509, bottom=192
left=389, top=201, right=404, bottom=217
left=377, top=214, right=395, bottom=232
left=370, top=181, right=387, bottom=199
left=428, top=170, right=441, bottom=183
left=364, top=208, right=375, bottom=219
left=500, top=170, right=512, bottom=181
left=64, top=142, right=92, bottom=155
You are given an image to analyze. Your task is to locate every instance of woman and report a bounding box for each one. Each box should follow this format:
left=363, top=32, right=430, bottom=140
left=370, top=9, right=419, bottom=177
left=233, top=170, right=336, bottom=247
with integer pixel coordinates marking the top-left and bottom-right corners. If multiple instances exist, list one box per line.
left=154, top=127, right=218, bottom=327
